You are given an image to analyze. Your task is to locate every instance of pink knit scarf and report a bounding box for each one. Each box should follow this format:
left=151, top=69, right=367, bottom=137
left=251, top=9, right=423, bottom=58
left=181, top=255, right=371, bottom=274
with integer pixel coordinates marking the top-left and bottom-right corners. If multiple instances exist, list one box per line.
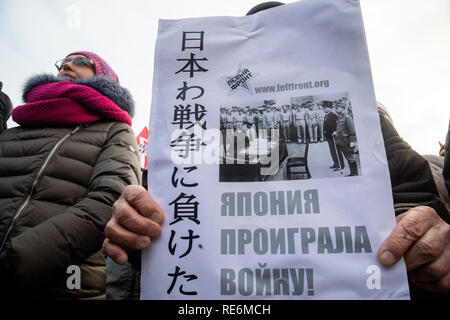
left=12, top=81, right=132, bottom=126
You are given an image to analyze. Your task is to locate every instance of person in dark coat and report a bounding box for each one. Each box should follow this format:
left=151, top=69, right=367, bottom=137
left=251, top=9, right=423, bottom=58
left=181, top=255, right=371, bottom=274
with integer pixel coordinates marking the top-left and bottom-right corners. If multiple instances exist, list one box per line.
left=323, top=100, right=344, bottom=171
left=333, top=101, right=358, bottom=176
left=0, top=81, right=13, bottom=133
left=0, top=51, right=141, bottom=299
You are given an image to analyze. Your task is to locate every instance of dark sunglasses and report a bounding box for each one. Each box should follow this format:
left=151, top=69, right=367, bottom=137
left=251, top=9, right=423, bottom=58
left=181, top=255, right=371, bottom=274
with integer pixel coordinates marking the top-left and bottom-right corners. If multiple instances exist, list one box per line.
left=55, top=57, right=94, bottom=71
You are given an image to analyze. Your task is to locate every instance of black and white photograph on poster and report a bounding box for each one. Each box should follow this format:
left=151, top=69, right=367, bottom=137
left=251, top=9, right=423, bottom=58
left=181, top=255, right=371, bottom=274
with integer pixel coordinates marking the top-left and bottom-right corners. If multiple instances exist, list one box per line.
left=219, top=92, right=361, bottom=182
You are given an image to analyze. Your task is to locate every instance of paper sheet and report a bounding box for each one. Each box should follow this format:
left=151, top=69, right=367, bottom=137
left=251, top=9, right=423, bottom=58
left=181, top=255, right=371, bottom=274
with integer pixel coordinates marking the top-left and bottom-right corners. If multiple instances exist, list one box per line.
left=141, top=0, right=410, bottom=300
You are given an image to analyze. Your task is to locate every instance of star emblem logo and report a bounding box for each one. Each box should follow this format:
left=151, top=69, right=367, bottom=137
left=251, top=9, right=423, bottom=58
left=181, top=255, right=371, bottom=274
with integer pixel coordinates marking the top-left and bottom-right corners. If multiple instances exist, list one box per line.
left=222, top=65, right=258, bottom=95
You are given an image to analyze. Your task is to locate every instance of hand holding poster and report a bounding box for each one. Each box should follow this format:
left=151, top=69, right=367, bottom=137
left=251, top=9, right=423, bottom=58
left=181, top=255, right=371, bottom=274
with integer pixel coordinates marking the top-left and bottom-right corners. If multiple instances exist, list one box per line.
left=141, top=0, right=410, bottom=299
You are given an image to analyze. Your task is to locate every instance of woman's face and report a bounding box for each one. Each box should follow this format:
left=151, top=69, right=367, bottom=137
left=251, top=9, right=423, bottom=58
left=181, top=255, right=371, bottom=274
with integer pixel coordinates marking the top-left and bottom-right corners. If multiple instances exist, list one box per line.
left=57, top=54, right=95, bottom=79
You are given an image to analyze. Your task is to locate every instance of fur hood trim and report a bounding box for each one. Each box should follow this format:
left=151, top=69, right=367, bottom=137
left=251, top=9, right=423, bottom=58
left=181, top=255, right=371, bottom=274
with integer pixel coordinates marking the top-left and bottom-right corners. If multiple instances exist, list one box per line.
left=22, top=74, right=135, bottom=117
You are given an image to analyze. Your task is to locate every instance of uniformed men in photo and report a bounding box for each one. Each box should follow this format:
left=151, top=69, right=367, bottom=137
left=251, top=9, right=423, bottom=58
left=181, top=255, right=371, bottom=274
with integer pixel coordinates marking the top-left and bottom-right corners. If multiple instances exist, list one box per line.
left=265, top=105, right=277, bottom=140
left=304, top=101, right=317, bottom=143
left=243, top=106, right=257, bottom=142
left=280, top=104, right=292, bottom=142
left=234, top=108, right=246, bottom=130
left=333, top=101, right=359, bottom=176
left=255, top=107, right=267, bottom=138
left=293, top=104, right=307, bottom=143
left=314, top=102, right=326, bottom=142
left=224, top=108, right=235, bottom=130
left=220, top=107, right=226, bottom=130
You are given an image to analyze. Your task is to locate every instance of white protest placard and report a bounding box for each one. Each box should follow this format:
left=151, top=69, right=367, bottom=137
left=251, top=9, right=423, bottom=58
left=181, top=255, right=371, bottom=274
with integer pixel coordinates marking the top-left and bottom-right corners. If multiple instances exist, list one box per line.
left=141, top=0, right=410, bottom=300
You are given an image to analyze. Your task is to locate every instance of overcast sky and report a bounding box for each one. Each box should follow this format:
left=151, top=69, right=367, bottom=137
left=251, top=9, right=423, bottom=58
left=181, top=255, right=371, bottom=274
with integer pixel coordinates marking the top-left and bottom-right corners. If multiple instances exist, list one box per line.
left=1, top=0, right=449, bottom=155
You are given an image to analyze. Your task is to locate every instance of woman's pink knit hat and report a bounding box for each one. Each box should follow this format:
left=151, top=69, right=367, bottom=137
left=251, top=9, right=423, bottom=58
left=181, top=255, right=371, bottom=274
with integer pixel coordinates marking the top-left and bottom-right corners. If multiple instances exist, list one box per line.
left=67, top=51, right=119, bottom=83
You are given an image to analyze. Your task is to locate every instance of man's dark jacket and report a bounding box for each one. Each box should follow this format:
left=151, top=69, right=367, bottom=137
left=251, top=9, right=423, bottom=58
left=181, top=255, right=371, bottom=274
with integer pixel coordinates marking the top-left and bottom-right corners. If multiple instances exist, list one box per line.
left=323, top=111, right=338, bottom=140
left=380, top=114, right=449, bottom=300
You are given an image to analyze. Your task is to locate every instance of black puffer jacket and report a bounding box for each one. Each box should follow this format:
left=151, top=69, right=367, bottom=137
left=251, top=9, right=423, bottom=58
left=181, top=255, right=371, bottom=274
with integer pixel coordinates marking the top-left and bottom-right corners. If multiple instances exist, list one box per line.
left=0, top=75, right=141, bottom=299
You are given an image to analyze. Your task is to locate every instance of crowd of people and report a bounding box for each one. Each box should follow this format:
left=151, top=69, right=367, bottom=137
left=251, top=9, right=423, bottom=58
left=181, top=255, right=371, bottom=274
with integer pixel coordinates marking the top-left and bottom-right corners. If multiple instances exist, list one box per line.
left=0, top=1, right=448, bottom=301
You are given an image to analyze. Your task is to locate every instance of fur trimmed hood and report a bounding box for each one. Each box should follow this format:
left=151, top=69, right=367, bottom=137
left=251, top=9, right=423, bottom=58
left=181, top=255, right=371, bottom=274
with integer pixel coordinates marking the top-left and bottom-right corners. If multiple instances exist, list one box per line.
left=22, top=74, right=135, bottom=117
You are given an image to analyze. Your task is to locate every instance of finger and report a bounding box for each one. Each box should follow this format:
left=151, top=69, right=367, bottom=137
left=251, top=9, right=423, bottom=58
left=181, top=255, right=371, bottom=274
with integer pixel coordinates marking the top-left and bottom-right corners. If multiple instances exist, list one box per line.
left=102, top=239, right=128, bottom=265
left=378, top=207, right=438, bottom=267
left=408, top=237, right=450, bottom=281
left=105, top=218, right=151, bottom=251
left=413, top=272, right=450, bottom=293
left=113, top=197, right=162, bottom=238
left=121, top=185, right=165, bottom=224
left=403, top=221, right=449, bottom=271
